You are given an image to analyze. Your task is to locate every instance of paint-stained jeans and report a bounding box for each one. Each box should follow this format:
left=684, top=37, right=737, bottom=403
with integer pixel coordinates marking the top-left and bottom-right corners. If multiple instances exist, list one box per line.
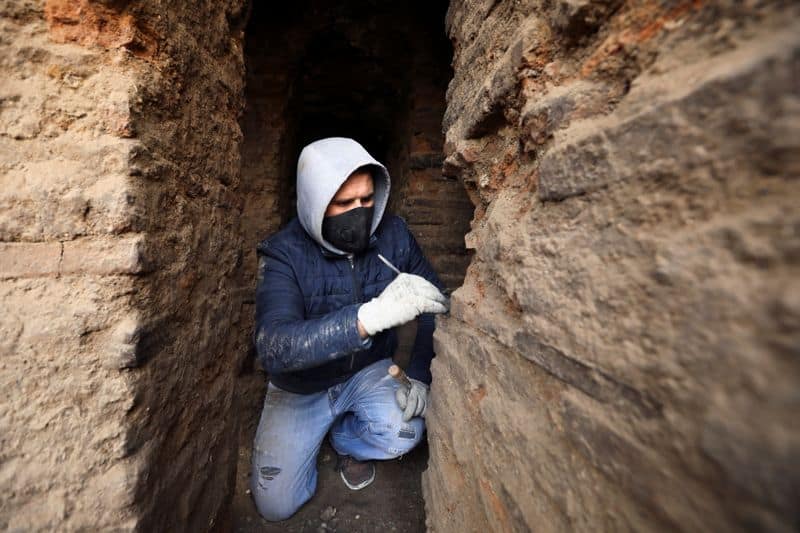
left=250, top=358, right=425, bottom=521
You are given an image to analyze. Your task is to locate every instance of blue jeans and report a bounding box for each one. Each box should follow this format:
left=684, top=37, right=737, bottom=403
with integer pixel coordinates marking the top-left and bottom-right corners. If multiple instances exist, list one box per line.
left=250, top=358, right=426, bottom=521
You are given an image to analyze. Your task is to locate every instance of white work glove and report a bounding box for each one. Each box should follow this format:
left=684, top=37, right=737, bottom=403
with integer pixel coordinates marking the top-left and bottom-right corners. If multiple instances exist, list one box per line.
left=395, top=379, right=429, bottom=421
left=357, top=273, right=448, bottom=336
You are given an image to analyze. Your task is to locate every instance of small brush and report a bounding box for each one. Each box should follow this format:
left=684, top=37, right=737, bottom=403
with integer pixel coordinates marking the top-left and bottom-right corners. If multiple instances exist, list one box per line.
left=377, top=253, right=402, bottom=275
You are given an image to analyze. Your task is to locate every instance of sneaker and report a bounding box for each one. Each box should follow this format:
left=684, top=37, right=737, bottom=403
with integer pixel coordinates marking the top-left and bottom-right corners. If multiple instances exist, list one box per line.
left=336, top=454, right=376, bottom=491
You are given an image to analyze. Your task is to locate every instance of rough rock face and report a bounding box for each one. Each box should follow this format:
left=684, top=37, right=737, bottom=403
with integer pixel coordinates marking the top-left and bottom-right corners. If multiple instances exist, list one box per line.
left=1, top=1, right=143, bottom=529
left=1, top=0, right=247, bottom=530
left=424, top=1, right=800, bottom=531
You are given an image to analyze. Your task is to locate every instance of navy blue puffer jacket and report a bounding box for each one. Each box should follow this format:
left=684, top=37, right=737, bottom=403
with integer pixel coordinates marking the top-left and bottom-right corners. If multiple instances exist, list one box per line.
left=254, top=214, right=444, bottom=394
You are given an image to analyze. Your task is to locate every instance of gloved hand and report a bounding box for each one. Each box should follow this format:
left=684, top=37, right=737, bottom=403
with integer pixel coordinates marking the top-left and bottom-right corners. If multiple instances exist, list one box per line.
left=395, top=378, right=429, bottom=421
left=357, top=273, right=448, bottom=336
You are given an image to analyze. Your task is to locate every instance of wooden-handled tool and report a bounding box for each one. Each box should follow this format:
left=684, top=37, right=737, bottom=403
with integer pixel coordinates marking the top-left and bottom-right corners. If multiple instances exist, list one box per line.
left=388, top=364, right=413, bottom=389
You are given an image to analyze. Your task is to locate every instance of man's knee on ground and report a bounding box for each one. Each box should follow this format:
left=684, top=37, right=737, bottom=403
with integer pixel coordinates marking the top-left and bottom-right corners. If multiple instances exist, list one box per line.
left=250, top=473, right=309, bottom=522
left=252, top=498, right=301, bottom=522
left=250, top=460, right=313, bottom=522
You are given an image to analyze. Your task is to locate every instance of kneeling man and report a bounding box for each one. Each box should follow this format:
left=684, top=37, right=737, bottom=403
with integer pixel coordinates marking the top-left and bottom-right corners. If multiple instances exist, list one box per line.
left=251, top=137, right=448, bottom=521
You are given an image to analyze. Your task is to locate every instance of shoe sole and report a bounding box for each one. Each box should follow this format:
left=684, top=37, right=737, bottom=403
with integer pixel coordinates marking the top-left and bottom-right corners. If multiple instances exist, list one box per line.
left=340, top=468, right=376, bottom=491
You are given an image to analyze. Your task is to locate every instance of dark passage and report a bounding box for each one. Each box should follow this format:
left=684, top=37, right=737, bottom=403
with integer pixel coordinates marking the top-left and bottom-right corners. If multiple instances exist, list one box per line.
left=233, top=1, right=471, bottom=531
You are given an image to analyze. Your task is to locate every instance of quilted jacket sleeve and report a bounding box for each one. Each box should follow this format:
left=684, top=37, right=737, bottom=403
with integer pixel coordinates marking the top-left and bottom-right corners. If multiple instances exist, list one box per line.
left=401, top=219, right=446, bottom=385
left=253, top=241, right=368, bottom=374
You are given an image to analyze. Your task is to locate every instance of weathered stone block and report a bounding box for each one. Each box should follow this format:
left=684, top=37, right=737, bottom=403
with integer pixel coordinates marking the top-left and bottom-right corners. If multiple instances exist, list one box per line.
left=0, top=241, right=61, bottom=279
left=538, top=28, right=800, bottom=201
left=1, top=1, right=244, bottom=530
left=0, top=276, right=136, bottom=530
left=0, top=161, right=136, bottom=241
left=428, top=3, right=800, bottom=532
left=537, top=134, right=615, bottom=200
left=61, top=234, right=144, bottom=275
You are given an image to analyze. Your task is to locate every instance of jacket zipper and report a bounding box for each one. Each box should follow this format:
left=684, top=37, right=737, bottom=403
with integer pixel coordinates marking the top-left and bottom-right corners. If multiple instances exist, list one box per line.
left=347, top=255, right=363, bottom=370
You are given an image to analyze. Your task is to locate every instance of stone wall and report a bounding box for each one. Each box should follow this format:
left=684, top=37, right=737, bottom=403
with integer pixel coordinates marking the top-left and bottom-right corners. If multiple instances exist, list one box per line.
left=1, top=1, right=143, bottom=529
left=424, top=1, right=800, bottom=531
left=1, top=0, right=247, bottom=530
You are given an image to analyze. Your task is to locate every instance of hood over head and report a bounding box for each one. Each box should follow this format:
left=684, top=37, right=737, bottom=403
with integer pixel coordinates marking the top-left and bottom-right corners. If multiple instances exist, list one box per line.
left=296, top=137, right=391, bottom=255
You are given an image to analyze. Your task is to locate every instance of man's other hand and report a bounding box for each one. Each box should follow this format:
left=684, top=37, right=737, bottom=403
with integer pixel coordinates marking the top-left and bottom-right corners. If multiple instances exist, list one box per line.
left=395, top=378, right=429, bottom=421
left=357, top=273, right=448, bottom=336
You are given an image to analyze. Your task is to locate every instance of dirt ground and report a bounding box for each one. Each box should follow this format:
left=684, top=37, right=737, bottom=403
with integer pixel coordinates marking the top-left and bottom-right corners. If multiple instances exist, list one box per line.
left=230, top=371, right=428, bottom=533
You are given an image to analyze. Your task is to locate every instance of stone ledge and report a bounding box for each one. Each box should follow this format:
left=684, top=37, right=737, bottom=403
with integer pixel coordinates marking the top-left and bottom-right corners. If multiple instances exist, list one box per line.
left=0, top=241, right=61, bottom=279
left=61, top=234, right=144, bottom=275
left=538, top=27, right=800, bottom=201
left=0, top=235, right=144, bottom=279
left=445, top=17, right=545, bottom=142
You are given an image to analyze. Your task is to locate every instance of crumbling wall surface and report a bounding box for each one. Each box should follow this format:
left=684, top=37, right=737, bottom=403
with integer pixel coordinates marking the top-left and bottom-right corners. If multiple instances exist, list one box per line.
left=0, top=1, right=143, bottom=530
left=121, top=0, right=247, bottom=530
left=425, top=1, right=800, bottom=531
left=1, top=0, right=247, bottom=531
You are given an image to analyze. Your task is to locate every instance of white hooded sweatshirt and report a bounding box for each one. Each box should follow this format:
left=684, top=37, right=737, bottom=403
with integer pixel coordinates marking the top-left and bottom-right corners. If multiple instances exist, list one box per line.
left=295, top=137, right=391, bottom=255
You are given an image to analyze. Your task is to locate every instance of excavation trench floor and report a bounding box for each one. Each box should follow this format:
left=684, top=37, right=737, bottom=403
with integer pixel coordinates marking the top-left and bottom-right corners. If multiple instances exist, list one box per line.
left=231, top=371, right=427, bottom=533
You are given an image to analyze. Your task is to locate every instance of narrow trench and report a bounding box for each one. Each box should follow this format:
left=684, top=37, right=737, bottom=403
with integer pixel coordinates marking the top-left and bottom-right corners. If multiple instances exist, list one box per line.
left=232, top=1, right=473, bottom=531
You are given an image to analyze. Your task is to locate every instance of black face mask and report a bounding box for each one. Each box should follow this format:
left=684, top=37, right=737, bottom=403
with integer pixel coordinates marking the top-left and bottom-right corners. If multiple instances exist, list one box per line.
left=322, top=206, right=374, bottom=254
